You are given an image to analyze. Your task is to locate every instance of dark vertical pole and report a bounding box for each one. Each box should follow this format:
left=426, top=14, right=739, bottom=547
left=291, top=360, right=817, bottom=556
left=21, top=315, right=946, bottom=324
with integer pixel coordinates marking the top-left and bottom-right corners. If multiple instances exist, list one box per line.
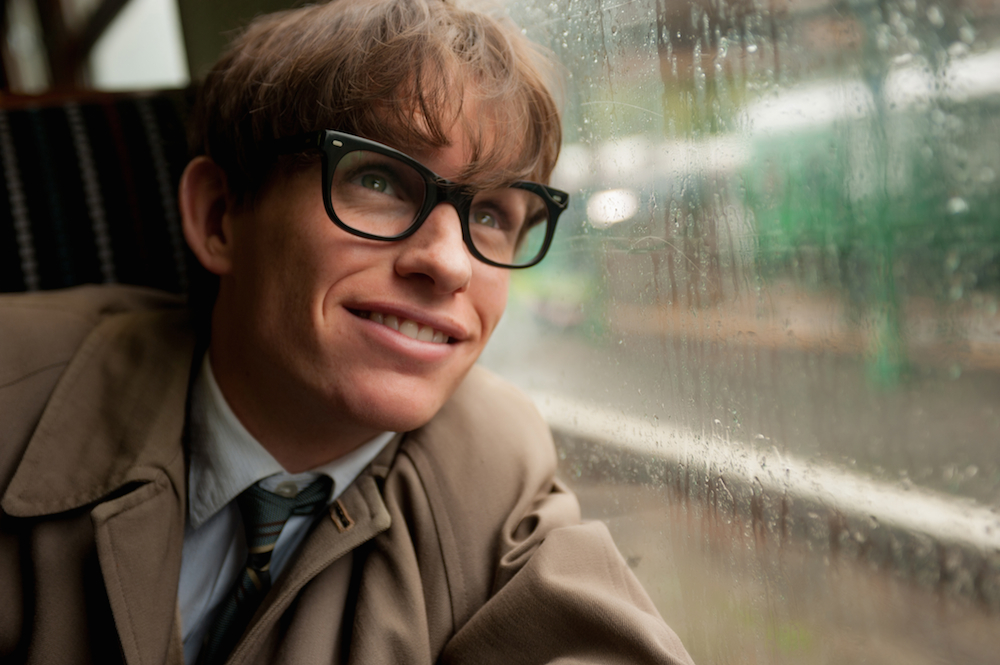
left=33, top=0, right=132, bottom=89
left=34, top=0, right=73, bottom=87
left=0, top=0, right=11, bottom=91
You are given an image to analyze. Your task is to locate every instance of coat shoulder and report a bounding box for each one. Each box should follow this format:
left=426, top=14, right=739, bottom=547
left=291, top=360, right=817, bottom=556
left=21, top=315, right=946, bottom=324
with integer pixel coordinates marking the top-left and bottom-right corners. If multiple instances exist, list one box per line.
left=403, top=365, right=558, bottom=504
left=393, top=369, right=696, bottom=665
left=0, top=285, right=188, bottom=495
left=393, top=366, right=576, bottom=625
left=0, top=285, right=186, bottom=387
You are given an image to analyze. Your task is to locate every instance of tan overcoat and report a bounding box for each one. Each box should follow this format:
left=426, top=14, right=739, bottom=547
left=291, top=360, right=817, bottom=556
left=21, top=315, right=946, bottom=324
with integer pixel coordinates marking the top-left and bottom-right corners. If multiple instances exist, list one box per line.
left=0, top=286, right=693, bottom=665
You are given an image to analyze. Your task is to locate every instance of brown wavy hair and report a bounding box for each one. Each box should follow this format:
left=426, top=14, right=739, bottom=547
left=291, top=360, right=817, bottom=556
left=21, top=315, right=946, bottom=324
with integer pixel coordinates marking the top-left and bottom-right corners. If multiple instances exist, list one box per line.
left=189, top=0, right=562, bottom=199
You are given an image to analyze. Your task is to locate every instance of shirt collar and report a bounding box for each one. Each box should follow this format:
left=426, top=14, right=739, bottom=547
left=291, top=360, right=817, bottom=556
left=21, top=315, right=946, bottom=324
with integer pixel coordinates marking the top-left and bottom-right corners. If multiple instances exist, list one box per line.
left=187, top=354, right=393, bottom=529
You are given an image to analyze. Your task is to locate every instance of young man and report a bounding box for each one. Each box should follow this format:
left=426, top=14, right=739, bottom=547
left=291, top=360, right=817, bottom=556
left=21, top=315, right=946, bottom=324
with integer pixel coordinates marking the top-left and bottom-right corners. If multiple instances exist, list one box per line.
left=0, top=1, right=693, bottom=663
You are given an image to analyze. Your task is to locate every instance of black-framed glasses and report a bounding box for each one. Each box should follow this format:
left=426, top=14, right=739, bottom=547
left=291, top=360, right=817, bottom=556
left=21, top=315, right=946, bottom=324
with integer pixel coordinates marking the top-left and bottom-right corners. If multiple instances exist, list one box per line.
left=270, top=130, right=569, bottom=268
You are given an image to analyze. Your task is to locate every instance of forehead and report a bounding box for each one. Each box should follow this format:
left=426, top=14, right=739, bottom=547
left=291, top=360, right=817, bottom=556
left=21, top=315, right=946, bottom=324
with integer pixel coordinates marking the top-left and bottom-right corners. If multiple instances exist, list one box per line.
left=364, top=91, right=544, bottom=189
left=407, top=139, right=471, bottom=184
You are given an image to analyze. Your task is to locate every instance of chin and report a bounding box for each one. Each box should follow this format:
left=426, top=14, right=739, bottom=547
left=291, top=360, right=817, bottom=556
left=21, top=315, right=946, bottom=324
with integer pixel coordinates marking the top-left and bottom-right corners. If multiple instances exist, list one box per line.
left=343, top=378, right=456, bottom=434
left=356, top=402, right=441, bottom=435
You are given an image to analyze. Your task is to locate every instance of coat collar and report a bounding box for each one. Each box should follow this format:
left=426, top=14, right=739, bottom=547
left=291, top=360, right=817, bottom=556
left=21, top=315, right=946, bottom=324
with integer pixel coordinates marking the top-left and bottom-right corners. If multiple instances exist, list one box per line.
left=1, top=307, right=197, bottom=517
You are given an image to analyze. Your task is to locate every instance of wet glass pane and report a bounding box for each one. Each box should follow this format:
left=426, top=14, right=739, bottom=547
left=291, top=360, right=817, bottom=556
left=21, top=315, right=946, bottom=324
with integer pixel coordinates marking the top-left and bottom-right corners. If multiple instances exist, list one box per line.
left=482, top=0, right=1000, bottom=661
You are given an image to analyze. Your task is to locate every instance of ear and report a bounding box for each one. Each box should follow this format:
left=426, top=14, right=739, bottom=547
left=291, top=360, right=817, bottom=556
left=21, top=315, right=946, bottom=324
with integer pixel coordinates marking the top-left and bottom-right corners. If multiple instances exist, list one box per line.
left=179, top=156, right=235, bottom=276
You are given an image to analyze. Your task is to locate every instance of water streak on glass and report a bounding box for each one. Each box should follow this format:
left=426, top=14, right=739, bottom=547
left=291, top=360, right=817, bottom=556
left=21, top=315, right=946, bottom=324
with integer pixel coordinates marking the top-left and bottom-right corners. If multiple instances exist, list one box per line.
left=483, top=0, right=1000, bottom=661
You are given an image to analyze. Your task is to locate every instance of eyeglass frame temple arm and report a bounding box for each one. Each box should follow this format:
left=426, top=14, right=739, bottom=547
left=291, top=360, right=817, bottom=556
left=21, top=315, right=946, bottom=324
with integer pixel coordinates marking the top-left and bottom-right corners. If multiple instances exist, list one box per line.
left=269, top=131, right=328, bottom=156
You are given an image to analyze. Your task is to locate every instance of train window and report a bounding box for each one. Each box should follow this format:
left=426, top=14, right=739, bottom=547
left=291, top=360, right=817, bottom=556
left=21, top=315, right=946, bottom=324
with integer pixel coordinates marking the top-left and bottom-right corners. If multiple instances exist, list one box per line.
left=481, top=0, right=1000, bottom=662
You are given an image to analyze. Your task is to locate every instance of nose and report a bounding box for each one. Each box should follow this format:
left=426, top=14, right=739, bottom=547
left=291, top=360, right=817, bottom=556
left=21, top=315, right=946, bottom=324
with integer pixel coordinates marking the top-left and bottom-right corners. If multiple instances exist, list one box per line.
left=393, top=202, right=473, bottom=294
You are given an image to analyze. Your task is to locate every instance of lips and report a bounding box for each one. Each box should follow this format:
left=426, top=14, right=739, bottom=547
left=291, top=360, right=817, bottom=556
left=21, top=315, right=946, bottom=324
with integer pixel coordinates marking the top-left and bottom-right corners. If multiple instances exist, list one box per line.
left=352, top=309, right=451, bottom=344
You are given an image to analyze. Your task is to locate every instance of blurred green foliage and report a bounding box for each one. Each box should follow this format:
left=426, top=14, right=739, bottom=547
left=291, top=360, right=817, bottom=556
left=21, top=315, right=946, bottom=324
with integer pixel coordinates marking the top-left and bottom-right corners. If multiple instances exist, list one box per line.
left=742, top=97, right=1000, bottom=383
left=745, top=112, right=1000, bottom=300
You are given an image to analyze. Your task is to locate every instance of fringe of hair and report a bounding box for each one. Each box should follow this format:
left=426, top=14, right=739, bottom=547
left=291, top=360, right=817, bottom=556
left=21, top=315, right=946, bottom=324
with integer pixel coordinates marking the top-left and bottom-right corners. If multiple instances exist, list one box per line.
left=189, top=0, right=562, bottom=198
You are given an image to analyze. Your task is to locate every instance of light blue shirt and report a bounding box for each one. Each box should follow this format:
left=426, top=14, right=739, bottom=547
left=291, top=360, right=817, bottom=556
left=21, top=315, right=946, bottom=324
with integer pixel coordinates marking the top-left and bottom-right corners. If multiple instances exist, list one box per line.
left=179, top=354, right=393, bottom=664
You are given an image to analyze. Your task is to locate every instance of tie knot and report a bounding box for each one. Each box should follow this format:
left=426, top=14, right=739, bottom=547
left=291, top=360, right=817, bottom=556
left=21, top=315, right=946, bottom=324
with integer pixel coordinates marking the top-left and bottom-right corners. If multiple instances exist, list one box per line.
left=236, top=476, right=333, bottom=553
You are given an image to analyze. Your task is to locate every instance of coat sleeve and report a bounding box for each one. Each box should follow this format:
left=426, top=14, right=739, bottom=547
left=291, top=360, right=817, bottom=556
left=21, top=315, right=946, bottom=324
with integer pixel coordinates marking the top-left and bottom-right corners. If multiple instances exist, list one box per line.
left=409, top=367, right=695, bottom=665
left=440, top=490, right=694, bottom=665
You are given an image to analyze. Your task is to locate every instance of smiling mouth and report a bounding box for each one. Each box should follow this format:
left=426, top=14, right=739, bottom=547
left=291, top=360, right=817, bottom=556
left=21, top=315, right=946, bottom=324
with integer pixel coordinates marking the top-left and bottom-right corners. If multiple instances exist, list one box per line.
left=350, top=309, right=452, bottom=344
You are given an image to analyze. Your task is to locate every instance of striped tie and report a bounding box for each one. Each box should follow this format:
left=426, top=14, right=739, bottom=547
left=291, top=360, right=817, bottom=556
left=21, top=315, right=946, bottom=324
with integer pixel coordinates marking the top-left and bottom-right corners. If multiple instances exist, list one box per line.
left=198, top=475, right=333, bottom=664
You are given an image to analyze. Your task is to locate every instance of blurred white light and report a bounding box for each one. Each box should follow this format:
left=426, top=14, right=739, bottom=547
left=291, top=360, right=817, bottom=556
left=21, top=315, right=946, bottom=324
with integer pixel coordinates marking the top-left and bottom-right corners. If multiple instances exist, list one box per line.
left=549, top=143, right=591, bottom=191
left=742, top=80, right=873, bottom=136
left=587, top=189, right=639, bottom=228
left=742, top=47, right=1000, bottom=137
left=91, top=0, right=189, bottom=90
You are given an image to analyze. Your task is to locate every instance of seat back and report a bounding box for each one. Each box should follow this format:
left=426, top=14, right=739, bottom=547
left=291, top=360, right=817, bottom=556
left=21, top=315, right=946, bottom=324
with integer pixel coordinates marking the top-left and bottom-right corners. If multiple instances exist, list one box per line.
left=0, top=90, right=192, bottom=293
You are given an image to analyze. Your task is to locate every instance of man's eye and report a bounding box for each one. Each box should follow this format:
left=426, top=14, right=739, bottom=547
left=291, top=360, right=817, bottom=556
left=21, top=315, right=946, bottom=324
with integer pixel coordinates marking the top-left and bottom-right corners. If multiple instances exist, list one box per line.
left=360, top=173, right=390, bottom=193
left=473, top=210, right=500, bottom=228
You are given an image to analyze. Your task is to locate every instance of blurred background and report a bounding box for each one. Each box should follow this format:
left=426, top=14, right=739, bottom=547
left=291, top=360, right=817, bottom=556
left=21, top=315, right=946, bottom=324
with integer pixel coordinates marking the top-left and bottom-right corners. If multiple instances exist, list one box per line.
left=2, top=0, right=999, bottom=662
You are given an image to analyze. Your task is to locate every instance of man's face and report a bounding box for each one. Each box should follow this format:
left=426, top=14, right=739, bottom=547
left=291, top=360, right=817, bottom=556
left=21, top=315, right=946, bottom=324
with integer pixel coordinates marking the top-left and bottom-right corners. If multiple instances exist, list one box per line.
left=211, top=125, right=510, bottom=450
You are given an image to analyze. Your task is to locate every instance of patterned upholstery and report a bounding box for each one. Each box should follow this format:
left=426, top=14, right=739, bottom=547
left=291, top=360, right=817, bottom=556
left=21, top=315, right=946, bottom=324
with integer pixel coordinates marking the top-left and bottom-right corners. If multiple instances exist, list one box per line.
left=0, top=90, right=192, bottom=293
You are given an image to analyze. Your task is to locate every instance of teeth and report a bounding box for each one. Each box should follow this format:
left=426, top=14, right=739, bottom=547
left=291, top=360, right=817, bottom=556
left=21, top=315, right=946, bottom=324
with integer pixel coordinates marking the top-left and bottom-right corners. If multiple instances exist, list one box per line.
left=399, top=320, right=419, bottom=338
left=362, top=311, right=449, bottom=344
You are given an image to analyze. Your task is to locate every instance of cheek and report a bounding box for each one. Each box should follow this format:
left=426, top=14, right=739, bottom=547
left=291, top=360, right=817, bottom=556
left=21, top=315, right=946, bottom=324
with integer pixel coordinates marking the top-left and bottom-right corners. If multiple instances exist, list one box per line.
left=476, top=272, right=510, bottom=337
left=231, top=215, right=329, bottom=334
left=250, top=201, right=338, bottom=290
left=238, top=228, right=305, bottom=313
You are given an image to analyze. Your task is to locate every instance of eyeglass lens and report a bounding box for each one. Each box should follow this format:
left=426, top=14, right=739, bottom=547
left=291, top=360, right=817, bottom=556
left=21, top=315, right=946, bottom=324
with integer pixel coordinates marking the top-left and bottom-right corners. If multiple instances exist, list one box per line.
left=330, top=150, right=551, bottom=267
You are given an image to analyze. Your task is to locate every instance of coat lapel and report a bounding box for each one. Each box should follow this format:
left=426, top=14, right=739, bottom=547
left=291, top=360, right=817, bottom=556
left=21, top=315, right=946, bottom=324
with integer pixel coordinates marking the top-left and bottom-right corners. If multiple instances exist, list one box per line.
left=1, top=305, right=195, bottom=665
left=1, top=308, right=195, bottom=516
left=93, top=463, right=187, bottom=665
left=228, top=473, right=393, bottom=665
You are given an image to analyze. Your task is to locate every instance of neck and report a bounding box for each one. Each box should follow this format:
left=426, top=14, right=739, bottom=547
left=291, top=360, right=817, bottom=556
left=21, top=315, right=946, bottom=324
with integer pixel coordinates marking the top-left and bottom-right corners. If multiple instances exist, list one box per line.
left=207, top=341, right=378, bottom=474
